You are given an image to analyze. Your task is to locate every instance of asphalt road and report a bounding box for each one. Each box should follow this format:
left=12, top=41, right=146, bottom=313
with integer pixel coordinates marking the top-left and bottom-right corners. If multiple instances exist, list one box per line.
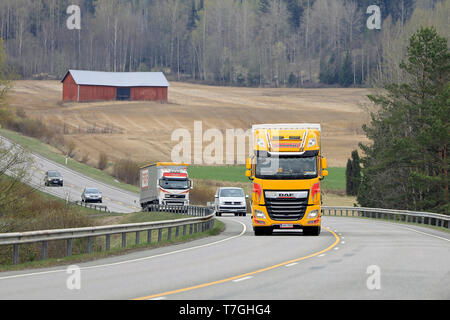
left=0, top=215, right=449, bottom=300
left=0, top=135, right=140, bottom=213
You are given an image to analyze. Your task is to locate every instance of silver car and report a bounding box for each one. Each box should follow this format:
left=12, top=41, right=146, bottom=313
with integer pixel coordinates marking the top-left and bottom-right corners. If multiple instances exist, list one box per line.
left=214, top=187, right=248, bottom=217
left=81, top=187, right=103, bottom=203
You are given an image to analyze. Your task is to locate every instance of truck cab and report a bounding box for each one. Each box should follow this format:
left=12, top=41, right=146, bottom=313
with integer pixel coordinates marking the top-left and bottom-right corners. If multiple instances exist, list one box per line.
left=246, top=124, right=328, bottom=236
left=140, top=162, right=193, bottom=210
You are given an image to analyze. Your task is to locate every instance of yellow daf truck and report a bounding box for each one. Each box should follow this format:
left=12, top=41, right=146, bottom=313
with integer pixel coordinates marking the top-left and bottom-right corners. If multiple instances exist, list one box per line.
left=245, top=124, right=328, bottom=236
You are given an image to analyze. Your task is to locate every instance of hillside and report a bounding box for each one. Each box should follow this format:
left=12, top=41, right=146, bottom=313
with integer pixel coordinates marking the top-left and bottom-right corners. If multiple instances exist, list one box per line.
left=7, top=80, right=371, bottom=167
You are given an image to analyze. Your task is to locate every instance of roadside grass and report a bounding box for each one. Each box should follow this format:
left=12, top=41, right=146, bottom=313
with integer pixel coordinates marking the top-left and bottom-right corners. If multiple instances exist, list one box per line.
left=0, top=213, right=224, bottom=271
left=0, top=128, right=139, bottom=193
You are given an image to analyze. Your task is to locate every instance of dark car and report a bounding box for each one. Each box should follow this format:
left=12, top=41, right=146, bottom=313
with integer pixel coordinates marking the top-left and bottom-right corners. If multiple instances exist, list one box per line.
left=81, top=187, right=103, bottom=203
left=44, top=170, right=63, bottom=187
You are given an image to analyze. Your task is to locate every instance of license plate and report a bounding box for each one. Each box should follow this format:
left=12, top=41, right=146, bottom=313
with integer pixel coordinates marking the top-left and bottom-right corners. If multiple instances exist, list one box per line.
left=280, top=224, right=294, bottom=229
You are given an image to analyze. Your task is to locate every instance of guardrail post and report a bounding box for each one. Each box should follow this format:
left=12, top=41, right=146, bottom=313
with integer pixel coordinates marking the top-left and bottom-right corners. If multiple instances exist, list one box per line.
left=13, top=244, right=19, bottom=265
left=66, top=239, right=72, bottom=257
left=87, top=236, right=92, bottom=254
left=158, top=229, right=162, bottom=242
left=42, top=241, right=48, bottom=260
left=183, top=225, right=187, bottom=236
left=168, top=227, right=172, bottom=241
left=122, top=233, right=127, bottom=248
left=106, top=235, right=110, bottom=251
left=189, top=224, right=193, bottom=235
left=176, top=226, right=179, bottom=238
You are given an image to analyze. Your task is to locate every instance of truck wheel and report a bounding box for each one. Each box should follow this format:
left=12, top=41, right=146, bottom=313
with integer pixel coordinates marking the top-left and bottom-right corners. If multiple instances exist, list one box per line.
left=303, top=226, right=321, bottom=236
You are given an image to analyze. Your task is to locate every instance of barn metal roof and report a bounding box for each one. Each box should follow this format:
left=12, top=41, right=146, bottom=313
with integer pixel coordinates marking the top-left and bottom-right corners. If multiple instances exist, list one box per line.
left=62, top=70, right=170, bottom=87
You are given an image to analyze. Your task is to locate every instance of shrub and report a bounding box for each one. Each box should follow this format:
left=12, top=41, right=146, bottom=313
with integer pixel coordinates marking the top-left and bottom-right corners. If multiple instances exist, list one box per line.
left=113, top=159, right=139, bottom=185
left=98, top=152, right=108, bottom=170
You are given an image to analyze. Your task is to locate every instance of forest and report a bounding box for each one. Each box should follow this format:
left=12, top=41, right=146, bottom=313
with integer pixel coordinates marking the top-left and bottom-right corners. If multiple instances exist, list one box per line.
left=0, top=0, right=448, bottom=87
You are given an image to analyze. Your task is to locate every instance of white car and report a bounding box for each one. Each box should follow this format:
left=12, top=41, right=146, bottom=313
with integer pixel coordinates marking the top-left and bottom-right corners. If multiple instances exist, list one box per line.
left=214, top=187, right=248, bottom=217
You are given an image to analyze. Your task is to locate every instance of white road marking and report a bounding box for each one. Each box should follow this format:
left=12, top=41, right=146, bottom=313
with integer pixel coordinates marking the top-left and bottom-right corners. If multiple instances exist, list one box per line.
left=233, top=276, right=253, bottom=282
left=318, top=254, right=326, bottom=257
left=334, top=247, right=340, bottom=250
left=0, top=219, right=247, bottom=281
left=285, top=263, right=298, bottom=267
left=400, top=226, right=450, bottom=242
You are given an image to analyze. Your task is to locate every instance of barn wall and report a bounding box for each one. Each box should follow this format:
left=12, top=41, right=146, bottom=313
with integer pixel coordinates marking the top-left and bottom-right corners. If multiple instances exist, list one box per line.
left=79, top=85, right=116, bottom=101
left=62, top=73, right=78, bottom=102
left=131, top=87, right=168, bottom=101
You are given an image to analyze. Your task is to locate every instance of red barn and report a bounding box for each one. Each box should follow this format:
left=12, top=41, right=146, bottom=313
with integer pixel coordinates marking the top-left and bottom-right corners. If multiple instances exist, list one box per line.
left=61, top=70, right=169, bottom=102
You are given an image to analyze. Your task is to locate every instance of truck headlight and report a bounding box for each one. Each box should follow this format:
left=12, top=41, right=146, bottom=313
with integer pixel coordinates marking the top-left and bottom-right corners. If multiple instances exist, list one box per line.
left=307, top=138, right=316, bottom=148
left=254, top=210, right=267, bottom=219
left=307, top=210, right=319, bottom=219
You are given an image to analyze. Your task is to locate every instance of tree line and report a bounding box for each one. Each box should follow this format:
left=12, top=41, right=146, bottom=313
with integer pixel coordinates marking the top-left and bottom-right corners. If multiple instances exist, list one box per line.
left=0, top=0, right=445, bottom=87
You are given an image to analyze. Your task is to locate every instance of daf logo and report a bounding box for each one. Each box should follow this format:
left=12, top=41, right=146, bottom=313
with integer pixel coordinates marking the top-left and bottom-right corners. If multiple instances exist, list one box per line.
left=279, top=193, right=294, bottom=197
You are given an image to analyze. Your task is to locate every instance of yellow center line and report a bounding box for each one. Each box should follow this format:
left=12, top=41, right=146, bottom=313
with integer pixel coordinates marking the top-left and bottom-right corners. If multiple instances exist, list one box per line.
left=133, top=227, right=340, bottom=300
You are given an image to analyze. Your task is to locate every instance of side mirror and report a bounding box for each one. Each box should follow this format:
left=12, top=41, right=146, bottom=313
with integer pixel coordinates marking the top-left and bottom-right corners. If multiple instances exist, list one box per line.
left=246, top=195, right=249, bottom=199
left=214, top=195, right=219, bottom=198
left=246, top=158, right=252, bottom=170
left=245, top=170, right=252, bottom=179
left=189, top=180, right=194, bottom=189
left=322, top=170, right=329, bottom=177
left=321, top=157, right=328, bottom=170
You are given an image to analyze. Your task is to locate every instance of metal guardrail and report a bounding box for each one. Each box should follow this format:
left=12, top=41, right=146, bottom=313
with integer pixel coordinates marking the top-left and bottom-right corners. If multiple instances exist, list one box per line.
left=0, top=205, right=214, bottom=265
left=322, top=206, right=450, bottom=229
left=74, top=201, right=110, bottom=213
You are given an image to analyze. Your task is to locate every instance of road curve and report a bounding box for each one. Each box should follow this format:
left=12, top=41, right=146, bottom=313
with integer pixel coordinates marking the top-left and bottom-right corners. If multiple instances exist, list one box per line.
left=0, top=135, right=140, bottom=213
left=0, top=215, right=449, bottom=300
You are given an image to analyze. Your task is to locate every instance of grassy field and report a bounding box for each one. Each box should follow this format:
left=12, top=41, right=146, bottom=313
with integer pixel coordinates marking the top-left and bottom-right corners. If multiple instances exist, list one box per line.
left=189, top=165, right=345, bottom=191
left=7, top=80, right=371, bottom=167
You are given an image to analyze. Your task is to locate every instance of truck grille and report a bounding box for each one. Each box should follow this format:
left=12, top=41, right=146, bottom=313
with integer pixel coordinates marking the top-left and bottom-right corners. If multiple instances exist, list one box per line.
left=264, top=191, right=309, bottom=221
left=166, top=195, right=186, bottom=199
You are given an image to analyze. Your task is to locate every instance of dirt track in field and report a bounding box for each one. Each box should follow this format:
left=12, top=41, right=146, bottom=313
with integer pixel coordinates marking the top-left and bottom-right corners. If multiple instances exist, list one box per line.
left=7, top=80, right=372, bottom=167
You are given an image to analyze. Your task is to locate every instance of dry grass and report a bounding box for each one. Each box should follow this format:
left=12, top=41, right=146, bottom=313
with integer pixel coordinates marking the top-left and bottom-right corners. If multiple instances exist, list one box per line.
left=7, top=81, right=372, bottom=168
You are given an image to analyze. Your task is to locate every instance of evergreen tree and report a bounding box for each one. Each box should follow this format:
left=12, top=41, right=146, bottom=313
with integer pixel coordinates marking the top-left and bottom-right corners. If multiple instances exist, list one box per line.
left=339, top=51, right=353, bottom=87
left=187, top=0, right=199, bottom=31
left=358, top=26, right=449, bottom=214
left=259, top=0, right=271, bottom=14
left=346, top=159, right=353, bottom=196
left=346, top=150, right=361, bottom=196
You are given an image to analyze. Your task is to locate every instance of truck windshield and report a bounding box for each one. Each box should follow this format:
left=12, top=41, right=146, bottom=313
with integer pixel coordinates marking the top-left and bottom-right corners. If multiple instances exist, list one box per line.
left=255, top=156, right=318, bottom=180
left=160, top=178, right=189, bottom=190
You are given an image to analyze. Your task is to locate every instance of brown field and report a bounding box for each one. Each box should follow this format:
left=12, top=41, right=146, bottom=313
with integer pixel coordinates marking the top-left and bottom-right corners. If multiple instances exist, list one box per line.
left=7, top=80, right=372, bottom=167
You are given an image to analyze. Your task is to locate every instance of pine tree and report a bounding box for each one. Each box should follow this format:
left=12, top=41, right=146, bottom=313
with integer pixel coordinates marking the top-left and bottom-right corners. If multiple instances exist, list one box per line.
left=358, top=27, right=449, bottom=213
left=339, top=51, right=353, bottom=87
left=259, top=0, right=271, bottom=14
left=346, top=159, right=353, bottom=196
left=346, top=150, right=361, bottom=196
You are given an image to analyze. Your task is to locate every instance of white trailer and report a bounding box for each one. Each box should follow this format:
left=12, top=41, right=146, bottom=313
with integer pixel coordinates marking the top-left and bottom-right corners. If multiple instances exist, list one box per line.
left=140, top=162, right=193, bottom=210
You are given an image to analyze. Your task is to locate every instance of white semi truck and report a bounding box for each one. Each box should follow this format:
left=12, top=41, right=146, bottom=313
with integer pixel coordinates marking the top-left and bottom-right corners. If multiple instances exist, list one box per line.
left=139, top=162, right=193, bottom=211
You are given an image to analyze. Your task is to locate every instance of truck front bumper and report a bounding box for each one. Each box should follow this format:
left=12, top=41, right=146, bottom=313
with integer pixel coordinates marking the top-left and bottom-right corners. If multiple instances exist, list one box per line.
left=252, top=205, right=321, bottom=228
